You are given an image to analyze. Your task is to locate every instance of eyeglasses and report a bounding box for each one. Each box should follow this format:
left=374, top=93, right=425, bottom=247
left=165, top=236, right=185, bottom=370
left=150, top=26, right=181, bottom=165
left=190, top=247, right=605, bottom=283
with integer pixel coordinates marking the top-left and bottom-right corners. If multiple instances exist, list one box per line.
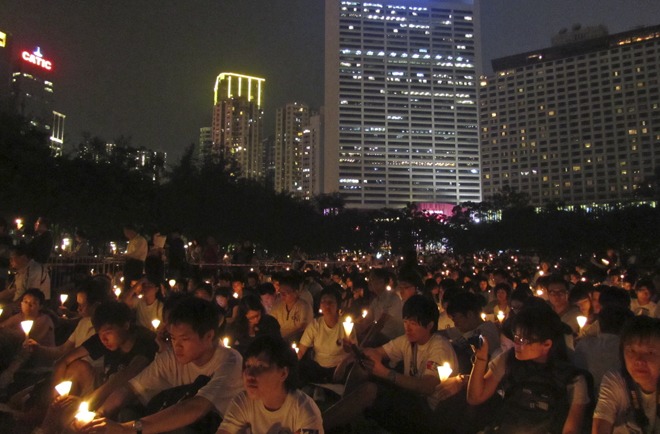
left=513, top=334, right=540, bottom=346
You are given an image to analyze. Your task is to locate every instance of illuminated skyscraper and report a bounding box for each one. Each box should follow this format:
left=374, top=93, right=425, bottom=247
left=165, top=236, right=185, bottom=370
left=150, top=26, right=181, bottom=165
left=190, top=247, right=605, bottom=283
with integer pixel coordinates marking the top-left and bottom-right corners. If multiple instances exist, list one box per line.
left=324, top=0, right=482, bottom=208
left=11, top=46, right=55, bottom=131
left=275, top=102, right=310, bottom=194
left=212, top=72, right=265, bottom=180
left=301, top=110, right=324, bottom=199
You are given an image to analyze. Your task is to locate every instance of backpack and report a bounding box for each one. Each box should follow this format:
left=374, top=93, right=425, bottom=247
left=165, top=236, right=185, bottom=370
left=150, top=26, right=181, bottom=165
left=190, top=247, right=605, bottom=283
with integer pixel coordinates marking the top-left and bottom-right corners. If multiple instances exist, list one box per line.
left=485, top=351, right=584, bottom=434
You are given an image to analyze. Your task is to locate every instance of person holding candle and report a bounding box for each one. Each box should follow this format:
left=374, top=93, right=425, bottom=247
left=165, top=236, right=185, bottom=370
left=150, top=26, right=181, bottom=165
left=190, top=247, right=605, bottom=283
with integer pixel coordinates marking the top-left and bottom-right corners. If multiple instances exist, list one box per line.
left=82, top=297, right=243, bottom=434
left=547, top=274, right=582, bottom=336
left=122, top=275, right=164, bottom=330
left=467, top=305, right=590, bottom=434
left=297, top=288, right=350, bottom=385
left=52, top=301, right=157, bottom=402
left=0, top=288, right=55, bottom=389
left=323, top=295, right=458, bottom=433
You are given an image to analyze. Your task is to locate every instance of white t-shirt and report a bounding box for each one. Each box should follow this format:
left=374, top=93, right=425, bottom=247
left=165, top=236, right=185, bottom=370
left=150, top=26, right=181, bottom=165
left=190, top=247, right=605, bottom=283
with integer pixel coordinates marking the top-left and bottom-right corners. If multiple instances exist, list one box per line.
left=300, top=317, right=348, bottom=368
left=382, top=333, right=459, bottom=410
left=488, top=350, right=590, bottom=406
left=218, top=389, right=324, bottom=434
left=129, top=346, right=244, bottom=415
left=126, top=235, right=148, bottom=261
left=270, top=299, right=313, bottom=342
left=67, top=316, right=96, bottom=347
left=368, top=290, right=404, bottom=340
left=594, top=370, right=659, bottom=434
left=630, top=300, right=660, bottom=318
left=135, top=298, right=163, bottom=330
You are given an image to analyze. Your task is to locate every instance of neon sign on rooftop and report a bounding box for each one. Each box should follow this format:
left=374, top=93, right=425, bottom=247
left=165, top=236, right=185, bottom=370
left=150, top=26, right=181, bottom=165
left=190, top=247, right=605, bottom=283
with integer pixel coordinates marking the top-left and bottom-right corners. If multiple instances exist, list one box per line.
left=21, top=47, right=53, bottom=71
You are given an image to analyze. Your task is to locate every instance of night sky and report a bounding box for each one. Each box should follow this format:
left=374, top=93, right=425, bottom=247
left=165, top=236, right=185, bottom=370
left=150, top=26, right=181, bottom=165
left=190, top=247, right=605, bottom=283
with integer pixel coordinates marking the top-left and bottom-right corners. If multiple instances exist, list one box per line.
left=2, top=0, right=660, bottom=161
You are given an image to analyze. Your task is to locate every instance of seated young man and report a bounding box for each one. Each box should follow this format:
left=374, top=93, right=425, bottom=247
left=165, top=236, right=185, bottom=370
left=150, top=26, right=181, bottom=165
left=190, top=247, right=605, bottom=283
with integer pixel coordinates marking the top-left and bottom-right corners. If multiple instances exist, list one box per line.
left=444, top=291, right=501, bottom=374
left=52, top=300, right=158, bottom=403
left=297, top=287, right=350, bottom=384
left=270, top=273, right=313, bottom=344
left=323, top=295, right=459, bottom=434
left=217, top=335, right=324, bottom=434
left=83, top=296, right=244, bottom=433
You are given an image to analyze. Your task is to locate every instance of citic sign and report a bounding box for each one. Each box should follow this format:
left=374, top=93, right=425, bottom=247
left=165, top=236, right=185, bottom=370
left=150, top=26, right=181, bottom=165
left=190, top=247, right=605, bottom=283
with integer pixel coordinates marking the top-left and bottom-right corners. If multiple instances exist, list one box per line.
left=21, top=47, right=52, bottom=71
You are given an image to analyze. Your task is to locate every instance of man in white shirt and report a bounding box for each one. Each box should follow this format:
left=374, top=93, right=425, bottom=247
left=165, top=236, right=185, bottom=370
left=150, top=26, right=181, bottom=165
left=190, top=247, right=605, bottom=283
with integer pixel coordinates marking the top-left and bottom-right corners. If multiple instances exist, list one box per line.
left=86, top=297, right=244, bottom=434
left=323, top=295, right=459, bottom=433
left=0, top=244, right=51, bottom=303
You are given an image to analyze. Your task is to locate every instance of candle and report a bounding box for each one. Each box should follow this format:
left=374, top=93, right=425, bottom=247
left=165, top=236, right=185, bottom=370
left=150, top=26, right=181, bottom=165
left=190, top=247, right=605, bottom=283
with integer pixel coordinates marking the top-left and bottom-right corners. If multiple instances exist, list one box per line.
left=497, top=311, right=505, bottom=323
left=291, top=342, right=299, bottom=354
left=362, top=309, right=368, bottom=319
left=168, top=279, right=176, bottom=288
left=114, top=287, right=122, bottom=298
left=480, top=312, right=486, bottom=321
left=576, top=315, right=587, bottom=330
left=0, top=308, right=3, bottom=317
left=223, top=337, right=230, bottom=348
left=437, top=362, right=453, bottom=382
left=60, top=294, right=68, bottom=305
left=536, top=288, right=544, bottom=296
left=55, top=380, right=72, bottom=396
left=21, top=320, right=34, bottom=337
left=75, top=401, right=95, bottom=424
left=151, top=319, right=161, bottom=330
left=232, top=292, right=239, bottom=299
left=342, top=316, right=354, bottom=337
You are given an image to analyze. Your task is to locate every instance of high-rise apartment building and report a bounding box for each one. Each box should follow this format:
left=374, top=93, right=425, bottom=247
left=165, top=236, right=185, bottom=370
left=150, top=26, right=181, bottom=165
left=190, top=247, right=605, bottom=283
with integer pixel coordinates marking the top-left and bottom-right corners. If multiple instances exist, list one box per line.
left=480, top=24, right=660, bottom=207
left=274, top=102, right=310, bottom=194
left=198, top=126, right=213, bottom=162
left=324, top=0, right=481, bottom=208
left=212, top=72, right=265, bottom=180
left=301, top=110, right=324, bottom=199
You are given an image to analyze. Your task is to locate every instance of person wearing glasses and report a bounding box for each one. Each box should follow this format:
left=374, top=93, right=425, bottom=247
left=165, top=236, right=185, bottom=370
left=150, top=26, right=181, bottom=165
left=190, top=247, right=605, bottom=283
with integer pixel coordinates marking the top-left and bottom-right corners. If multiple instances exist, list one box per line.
left=467, top=304, right=590, bottom=434
left=547, top=274, right=582, bottom=336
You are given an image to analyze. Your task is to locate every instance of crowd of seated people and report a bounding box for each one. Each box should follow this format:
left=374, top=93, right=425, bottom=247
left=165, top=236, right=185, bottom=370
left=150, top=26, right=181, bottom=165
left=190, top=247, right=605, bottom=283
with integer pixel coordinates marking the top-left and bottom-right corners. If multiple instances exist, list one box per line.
left=0, top=243, right=658, bottom=434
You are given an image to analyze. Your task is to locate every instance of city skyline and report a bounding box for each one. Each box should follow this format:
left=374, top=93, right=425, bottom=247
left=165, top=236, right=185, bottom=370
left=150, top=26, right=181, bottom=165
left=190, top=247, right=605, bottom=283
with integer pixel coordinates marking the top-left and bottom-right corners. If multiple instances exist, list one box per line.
left=1, top=0, right=660, bottom=160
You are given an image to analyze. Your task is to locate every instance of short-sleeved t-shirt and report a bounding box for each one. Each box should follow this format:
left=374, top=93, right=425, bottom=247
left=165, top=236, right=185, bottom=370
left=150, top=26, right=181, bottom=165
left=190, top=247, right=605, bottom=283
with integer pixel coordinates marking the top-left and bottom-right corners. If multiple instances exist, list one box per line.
left=594, top=370, right=659, bottom=434
left=219, top=389, right=324, bottom=434
left=271, top=299, right=313, bottom=342
left=83, top=327, right=158, bottom=382
left=368, top=291, right=404, bottom=340
left=300, top=317, right=348, bottom=368
left=135, top=298, right=163, bottom=330
left=488, top=349, right=590, bottom=407
left=382, top=333, right=459, bottom=410
left=129, top=346, right=244, bottom=416
left=67, top=316, right=96, bottom=348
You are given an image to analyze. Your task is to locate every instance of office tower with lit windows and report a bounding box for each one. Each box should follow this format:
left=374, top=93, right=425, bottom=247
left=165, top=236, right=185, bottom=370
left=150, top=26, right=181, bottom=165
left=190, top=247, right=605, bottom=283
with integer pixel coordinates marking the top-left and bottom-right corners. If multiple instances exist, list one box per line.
left=274, top=102, right=310, bottom=194
left=212, top=72, right=265, bottom=180
left=324, top=0, right=481, bottom=208
left=11, top=46, right=55, bottom=131
left=480, top=24, right=660, bottom=207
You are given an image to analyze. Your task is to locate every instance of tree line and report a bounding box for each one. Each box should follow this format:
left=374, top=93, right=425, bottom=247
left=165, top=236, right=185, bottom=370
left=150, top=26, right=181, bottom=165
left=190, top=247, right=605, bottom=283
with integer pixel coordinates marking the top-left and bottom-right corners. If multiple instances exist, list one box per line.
left=1, top=111, right=658, bottom=263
